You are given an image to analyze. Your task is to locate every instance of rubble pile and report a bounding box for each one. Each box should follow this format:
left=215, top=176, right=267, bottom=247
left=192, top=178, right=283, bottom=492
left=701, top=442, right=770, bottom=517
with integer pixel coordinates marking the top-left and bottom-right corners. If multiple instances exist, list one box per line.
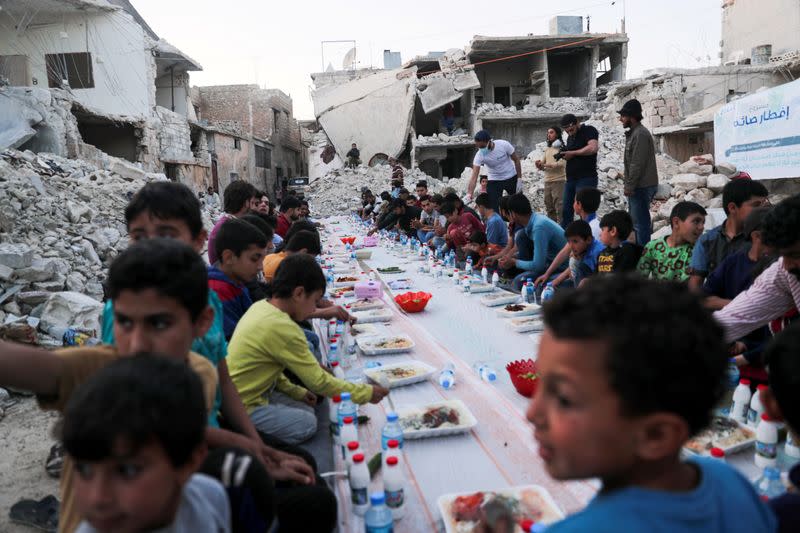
left=475, top=97, right=593, bottom=117
left=414, top=133, right=472, bottom=146
left=0, top=148, right=221, bottom=347
left=308, top=164, right=439, bottom=217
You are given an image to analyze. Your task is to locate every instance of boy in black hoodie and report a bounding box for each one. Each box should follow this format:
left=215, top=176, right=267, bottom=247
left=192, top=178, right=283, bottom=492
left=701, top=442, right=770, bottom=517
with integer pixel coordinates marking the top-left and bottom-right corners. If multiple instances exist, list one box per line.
left=596, top=210, right=642, bottom=274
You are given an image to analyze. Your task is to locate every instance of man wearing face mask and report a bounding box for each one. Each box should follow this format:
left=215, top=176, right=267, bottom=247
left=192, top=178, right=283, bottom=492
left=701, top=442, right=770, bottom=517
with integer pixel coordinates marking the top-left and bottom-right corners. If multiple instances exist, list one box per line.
left=535, top=125, right=567, bottom=224
left=467, top=130, right=522, bottom=211
left=714, top=195, right=800, bottom=345
left=559, top=113, right=599, bottom=228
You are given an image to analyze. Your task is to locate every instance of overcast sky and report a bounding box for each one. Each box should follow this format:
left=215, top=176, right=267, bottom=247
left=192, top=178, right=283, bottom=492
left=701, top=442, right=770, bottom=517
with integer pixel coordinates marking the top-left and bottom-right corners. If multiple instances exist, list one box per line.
left=131, top=0, right=722, bottom=120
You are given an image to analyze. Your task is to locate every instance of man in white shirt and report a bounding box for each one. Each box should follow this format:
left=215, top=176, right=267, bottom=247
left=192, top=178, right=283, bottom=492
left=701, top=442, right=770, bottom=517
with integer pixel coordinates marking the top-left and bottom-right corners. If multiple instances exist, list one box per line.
left=467, top=130, right=522, bottom=211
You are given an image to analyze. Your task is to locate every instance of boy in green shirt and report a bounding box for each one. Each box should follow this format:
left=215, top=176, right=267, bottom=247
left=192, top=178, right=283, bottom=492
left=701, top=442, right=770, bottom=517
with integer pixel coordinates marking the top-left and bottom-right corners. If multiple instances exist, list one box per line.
left=228, top=253, right=389, bottom=444
left=637, top=201, right=706, bottom=282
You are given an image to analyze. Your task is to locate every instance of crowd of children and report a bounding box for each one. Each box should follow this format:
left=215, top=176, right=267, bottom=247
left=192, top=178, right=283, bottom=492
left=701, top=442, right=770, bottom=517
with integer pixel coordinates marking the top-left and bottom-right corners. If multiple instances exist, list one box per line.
left=0, top=165, right=798, bottom=533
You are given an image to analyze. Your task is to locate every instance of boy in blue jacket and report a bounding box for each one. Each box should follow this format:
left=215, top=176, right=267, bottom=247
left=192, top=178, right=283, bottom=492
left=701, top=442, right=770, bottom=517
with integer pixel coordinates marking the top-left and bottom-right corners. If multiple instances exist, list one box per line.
left=208, top=218, right=269, bottom=339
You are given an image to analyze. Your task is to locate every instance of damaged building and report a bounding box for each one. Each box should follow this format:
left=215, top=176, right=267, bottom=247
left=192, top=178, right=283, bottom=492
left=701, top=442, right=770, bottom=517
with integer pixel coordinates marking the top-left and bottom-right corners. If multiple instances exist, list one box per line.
left=310, top=16, right=628, bottom=180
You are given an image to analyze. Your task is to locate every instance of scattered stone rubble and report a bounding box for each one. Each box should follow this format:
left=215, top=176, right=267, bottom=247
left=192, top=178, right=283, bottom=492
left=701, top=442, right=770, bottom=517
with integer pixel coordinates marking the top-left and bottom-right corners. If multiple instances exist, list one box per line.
left=414, top=133, right=472, bottom=146
left=0, top=148, right=221, bottom=347
left=475, top=97, right=593, bottom=117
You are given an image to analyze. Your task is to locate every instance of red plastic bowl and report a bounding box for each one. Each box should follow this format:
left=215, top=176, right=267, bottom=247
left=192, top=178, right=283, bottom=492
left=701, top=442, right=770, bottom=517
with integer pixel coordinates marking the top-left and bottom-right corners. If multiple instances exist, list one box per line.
left=340, top=236, right=357, bottom=245
left=506, top=359, right=539, bottom=398
left=394, top=291, right=432, bottom=313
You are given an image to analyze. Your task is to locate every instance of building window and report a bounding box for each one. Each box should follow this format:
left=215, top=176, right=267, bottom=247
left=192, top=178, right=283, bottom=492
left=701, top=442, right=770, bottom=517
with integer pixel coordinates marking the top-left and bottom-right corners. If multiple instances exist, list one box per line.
left=234, top=138, right=241, bottom=150
left=164, top=163, right=179, bottom=181
left=255, top=145, right=271, bottom=169
left=45, top=52, right=94, bottom=89
left=273, top=109, right=281, bottom=132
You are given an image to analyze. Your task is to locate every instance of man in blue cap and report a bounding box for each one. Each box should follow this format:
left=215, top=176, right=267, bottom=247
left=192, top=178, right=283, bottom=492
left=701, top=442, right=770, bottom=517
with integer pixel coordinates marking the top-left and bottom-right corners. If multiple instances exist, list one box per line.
left=467, top=130, right=522, bottom=211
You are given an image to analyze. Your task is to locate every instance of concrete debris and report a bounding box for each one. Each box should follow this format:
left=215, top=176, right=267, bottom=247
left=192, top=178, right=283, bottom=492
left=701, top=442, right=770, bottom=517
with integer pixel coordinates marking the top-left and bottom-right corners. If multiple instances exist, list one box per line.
left=415, top=133, right=472, bottom=146
left=706, top=174, right=731, bottom=194
left=475, top=97, right=592, bottom=117
left=0, top=148, right=222, bottom=346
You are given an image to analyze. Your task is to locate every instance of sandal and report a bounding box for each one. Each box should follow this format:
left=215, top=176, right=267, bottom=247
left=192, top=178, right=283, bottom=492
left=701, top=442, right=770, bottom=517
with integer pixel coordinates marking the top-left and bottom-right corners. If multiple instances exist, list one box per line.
left=45, top=443, right=64, bottom=479
left=9, top=495, right=59, bottom=532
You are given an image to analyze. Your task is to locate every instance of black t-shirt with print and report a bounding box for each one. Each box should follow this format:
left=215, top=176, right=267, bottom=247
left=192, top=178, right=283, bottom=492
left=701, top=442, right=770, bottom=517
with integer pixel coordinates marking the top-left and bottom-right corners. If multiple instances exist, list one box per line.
left=596, top=242, right=643, bottom=274
left=565, top=124, right=599, bottom=180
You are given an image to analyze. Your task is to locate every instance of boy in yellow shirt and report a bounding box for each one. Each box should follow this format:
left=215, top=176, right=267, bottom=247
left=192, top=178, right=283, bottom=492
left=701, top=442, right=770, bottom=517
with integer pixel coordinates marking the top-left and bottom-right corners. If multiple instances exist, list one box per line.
left=229, top=253, right=389, bottom=444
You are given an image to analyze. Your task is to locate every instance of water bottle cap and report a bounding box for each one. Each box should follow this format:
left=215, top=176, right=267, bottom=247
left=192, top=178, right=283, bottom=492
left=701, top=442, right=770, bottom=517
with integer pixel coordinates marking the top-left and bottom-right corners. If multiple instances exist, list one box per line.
left=761, top=413, right=771, bottom=422
left=370, top=493, right=386, bottom=505
left=387, top=412, right=398, bottom=422
left=343, top=416, right=354, bottom=424
left=332, top=395, right=341, bottom=402
left=331, top=361, right=339, bottom=367
left=710, top=447, right=725, bottom=458
left=341, top=392, right=351, bottom=400
left=757, top=384, right=768, bottom=391
left=347, top=441, right=360, bottom=450
left=739, top=378, right=750, bottom=385
left=352, top=453, right=365, bottom=463
left=387, top=439, right=400, bottom=448
left=386, top=456, right=399, bottom=466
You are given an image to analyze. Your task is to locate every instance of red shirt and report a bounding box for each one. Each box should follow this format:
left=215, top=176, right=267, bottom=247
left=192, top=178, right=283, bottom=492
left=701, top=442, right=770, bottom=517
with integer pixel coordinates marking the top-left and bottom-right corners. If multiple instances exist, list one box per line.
left=276, top=213, right=291, bottom=238
left=446, top=212, right=485, bottom=248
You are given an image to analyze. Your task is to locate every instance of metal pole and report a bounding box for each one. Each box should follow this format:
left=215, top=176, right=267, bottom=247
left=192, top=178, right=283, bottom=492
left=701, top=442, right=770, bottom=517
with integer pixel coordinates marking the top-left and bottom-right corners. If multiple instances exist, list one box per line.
left=170, top=66, right=175, bottom=112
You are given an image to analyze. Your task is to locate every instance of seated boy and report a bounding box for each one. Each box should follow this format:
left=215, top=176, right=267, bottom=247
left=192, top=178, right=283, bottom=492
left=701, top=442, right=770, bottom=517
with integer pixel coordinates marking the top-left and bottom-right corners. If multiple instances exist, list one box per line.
left=440, top=200, right=485, bottom=254
left=550, top=220, right=604, bottom=288
left=63, top=356, right=231, bottom=533
left=263, top=230, right=321, bottom=283
left=637, top=201, right=706, bottom=282
left=475, top=192, right=509, bottom=250
left=412, top=195, right=444, bottom=244
left=595, top=210, right=643, bottom=274
left=209, top=218, right=269, bottom=340
left=760, top=323, right=800, bottom=533
left=528, top=274, right=776, bottom=532
left=704, top=207, right=774, bottom=367
left=239, top=213, right=275, bottom=302
left=499, top=193, right=566, bottom=291
left=534, top=188, right=601, bottom=287
left=228, top=253, right=389, bottom=444
left=464, top=231, right=490, bottom=269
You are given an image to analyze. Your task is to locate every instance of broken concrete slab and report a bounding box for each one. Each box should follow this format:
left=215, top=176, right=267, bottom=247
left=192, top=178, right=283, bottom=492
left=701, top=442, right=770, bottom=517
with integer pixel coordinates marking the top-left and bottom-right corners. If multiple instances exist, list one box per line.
left=14, top=259, right=56, bottom=283
left=706, top=174, right=730, bottom=194
left=39, top=291, right=104, bottom=335
left=108, top=157, right=147, bottom=182
left=417, top=74, right=463, bottom=114
left=0, top=243, right=34, bottom=269
left=669, top=173, right=706, bottom=190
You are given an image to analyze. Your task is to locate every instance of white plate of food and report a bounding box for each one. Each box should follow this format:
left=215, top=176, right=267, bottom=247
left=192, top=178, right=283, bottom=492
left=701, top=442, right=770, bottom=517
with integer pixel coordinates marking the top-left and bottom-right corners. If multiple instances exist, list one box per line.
left=347, top=298, right=385, bottom=312
left=364, top=361, right=436, bottom=388
left=480, top=292, right=520, bottom=307
left=468, top=282, right=495, bottom=294
left=351, top=308, right=394, bottom=323
left=333, top=275, right=362, bottom=287
left=355, top=249, right=372, bottom=260
left=332, top=265, right=356, bottom=274
left=350, top=323, right=378, bottom=337
left=496, top=303, right=541, bottom=318
left=684, top=416, right=756, bottom=456
left=398, top=400, right=477, bottom=439
left=438, top=485, right=564, bottom=533
left=331, top=286, right=355, bottom=298
left=356, top=334, right=415, bottom=355
left=509, top=316, right=545, bottom=333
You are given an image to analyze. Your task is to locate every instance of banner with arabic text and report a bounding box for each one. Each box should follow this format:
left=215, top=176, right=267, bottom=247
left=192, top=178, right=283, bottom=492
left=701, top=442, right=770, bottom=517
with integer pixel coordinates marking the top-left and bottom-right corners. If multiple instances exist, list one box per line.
left=715, top=78, right=800, bottom=180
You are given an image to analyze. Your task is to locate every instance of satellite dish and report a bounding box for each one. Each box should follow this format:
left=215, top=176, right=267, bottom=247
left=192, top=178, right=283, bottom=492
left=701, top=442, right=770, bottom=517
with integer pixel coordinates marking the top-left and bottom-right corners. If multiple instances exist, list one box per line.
left=342, top=47, right=356, bottom=70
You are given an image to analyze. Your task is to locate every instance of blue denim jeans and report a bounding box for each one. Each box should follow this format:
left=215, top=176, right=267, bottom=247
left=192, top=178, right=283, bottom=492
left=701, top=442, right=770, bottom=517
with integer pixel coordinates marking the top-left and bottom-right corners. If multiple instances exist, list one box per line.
left=629, top=185, right=658, bottom=245
left=561, top=176, right=599, bottom=228
left=417, top=229, right=435, bottom=243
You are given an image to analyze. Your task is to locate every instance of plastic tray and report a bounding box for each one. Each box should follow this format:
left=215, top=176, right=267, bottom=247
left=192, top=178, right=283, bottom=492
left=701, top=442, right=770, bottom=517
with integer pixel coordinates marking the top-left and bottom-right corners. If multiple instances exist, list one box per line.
left=332, top=265, right=356, bottom=274
left=509, top=316, right=545, bottom=333
left=437, top=485, right=564, bottom=533
left=347, top=298, right=385, bottom=312
left=480, top=292, right=520, bottom=307
left=356, top=334, right=415, bottom=355
left=350, top=323, right=378, bottom=337
left=398, top=400, right=478, bottom=440
left=330, top=286, right=355, bottom=298
left=355, top=249, right=372, bottom=259
left=333, top=277, right=362, bottom=287
left=683, top=416, right=757, bottom=456
left=468, top=282, right=495, bottom=294
left=496, top=303, right=542, bottom=318
left=351, top=308, right=394, bottom=323
left=364, top=361, right=436, bottom=388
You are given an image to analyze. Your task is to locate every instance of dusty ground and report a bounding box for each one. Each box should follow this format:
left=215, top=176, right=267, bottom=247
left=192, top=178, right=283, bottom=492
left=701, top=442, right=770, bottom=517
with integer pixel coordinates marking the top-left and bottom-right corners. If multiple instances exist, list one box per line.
left=0, top=396, right=60, bottom=533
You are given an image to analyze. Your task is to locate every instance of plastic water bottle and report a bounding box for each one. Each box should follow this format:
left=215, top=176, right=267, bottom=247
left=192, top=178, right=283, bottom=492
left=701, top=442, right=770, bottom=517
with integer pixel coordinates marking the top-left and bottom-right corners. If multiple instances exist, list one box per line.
left=349, top=454, right=370, bottom=516
left=381, top=412, right=404, bottom=450
left=383, top=439, right=401, bottom=469
left=48, top=326, right=100, bottom=347
left=439, top=363, right=456, bottom=389
left=520, top=281, right=529, bottom=301
left=748, top=384, right=767, bottom=427
left=331, top=361, right=345, bottom=379
left=755, top=414, right=779, bottom=468
left=720, top=358, right=740, bottom=414
left=452, top=269, right=461, bottom=285
left=541, top=282, right=555, bottom=302
left=346, top=243, right=352, bottom=253
left=481, top=266, right=488, bottom=284
left=328, top=319, right=337, bottom=341
left=329, top=344, right=340, bottom=365
left=329, top=395, right=342, bottom=444
left=326, top=268, right=335, bottom=288
left=384, top=456, right=405, bottom=519
left=465, top=257, right=474, bottom=275
left=476, top=364, right=497, bottom=383
left=491, top=271, right=500, bottom=288
left=525, top=278, right=535, bottom=304
left=785, top=431, right=800, bottom=459
left=350, top=251, right=358, bottom=269
left=338, top=392, right=358, bottom=428
left=731, top=378, right=751, bottom=423
left=753, top=467, right=785, bottom=500
left=345, top=440, right=361, bottom=468
left=364, top=492, right=393, bottom=532
left=340, top=416, right=358, bottom=459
